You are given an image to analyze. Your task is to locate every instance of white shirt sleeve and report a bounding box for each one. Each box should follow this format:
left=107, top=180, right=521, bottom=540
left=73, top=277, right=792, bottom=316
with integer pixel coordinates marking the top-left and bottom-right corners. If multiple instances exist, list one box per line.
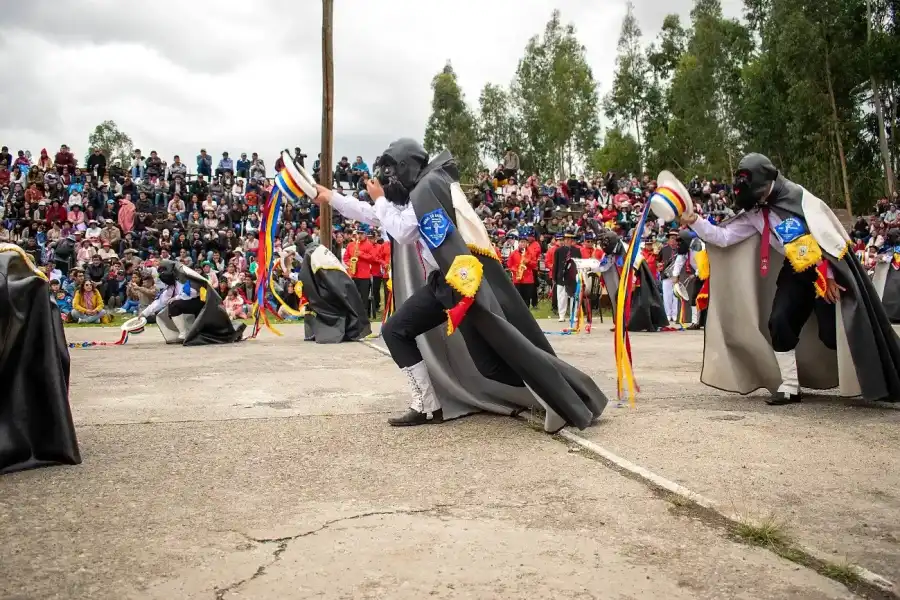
left=672, top=254, right=686, bottom=278
left=329, top=191, right=379, bottom=225
left=372, top=197, right=420, bottom=245
left=689, top=213, right=758, bottom=248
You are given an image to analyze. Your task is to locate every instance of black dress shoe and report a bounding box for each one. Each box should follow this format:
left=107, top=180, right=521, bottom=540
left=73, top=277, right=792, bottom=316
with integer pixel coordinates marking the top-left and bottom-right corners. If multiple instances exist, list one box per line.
left=429, top=409, right=443, bottom=424
left=686, top=323, right=702, bottom=330
left=388, top=409, right=429, bottom=426
left=766, top=391, right=802, bottom=406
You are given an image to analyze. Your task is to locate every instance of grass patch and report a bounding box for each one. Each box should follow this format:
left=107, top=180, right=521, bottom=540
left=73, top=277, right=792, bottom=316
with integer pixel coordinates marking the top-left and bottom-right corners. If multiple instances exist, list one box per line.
left=733, top=515, right=793, bottom=549
left=665, top=493, right=693, bottom=509
left=820, top=561, right=862, bottom=585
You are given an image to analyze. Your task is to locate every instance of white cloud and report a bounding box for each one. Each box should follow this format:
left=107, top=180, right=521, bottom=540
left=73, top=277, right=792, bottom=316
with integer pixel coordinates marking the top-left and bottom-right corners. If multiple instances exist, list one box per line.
left=0, top=0, right=743, bottom=172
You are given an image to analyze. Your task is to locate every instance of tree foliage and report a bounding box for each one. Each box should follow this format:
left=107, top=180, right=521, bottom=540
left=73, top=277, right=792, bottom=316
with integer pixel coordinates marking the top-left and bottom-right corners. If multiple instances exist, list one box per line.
left=590, top=127, right=642, bottom=175
left=510, top=10, right=600, bottom=179
left=477, top=83, right=521, bottom=166
left=423, top=62, right=481, bottom=181
left=87, top=120, right=133, bottom=165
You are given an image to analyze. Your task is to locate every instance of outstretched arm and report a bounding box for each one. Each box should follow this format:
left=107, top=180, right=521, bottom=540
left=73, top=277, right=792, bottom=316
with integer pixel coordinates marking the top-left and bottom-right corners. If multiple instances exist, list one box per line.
left=682, top=212, right=757, bottom=248
left=327, top=190, right=379, bottom=226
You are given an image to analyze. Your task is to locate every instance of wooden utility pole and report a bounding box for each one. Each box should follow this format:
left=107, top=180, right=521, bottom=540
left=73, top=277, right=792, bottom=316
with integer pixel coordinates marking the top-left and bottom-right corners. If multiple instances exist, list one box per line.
left=319, top=0, right=335, bottom=250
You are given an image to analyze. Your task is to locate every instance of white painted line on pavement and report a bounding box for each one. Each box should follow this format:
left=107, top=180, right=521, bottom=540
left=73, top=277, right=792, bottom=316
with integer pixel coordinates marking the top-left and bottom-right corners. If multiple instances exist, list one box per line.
left=355, top=339, right=896, bottom=593
left=559, top=428, right=896, bottom=594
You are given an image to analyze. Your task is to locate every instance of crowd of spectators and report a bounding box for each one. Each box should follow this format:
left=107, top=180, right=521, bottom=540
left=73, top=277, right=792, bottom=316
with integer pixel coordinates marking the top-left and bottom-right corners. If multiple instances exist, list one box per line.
left=0, top=142, right=896, bottom=325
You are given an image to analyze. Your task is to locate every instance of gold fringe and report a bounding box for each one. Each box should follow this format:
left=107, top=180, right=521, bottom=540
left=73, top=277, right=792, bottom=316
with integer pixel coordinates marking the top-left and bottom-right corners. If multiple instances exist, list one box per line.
left=467, top=244, right=500, bottom=262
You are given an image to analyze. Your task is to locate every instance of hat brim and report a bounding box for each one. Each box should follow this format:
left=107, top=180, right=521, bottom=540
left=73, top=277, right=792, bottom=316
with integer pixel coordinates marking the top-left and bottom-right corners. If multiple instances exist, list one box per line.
left=279, top=152, right=317, bottom=199
left=651, top=171, right=693, bottom=222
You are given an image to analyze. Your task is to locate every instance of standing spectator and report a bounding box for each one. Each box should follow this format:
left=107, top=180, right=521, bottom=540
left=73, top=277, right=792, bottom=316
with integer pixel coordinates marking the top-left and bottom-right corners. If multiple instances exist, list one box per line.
left=87, top=148, right=106, bottom=178
left=196, top=149, right=212, bottom=177
left=236, top=153, right=250, bottom=178
left=250, top=152, right=266, bottom=179
left=502, top=147, right=520, bottom=180
left=312, top=153, right=321, bottom=183
left=216, top=152, right=234, bottom=177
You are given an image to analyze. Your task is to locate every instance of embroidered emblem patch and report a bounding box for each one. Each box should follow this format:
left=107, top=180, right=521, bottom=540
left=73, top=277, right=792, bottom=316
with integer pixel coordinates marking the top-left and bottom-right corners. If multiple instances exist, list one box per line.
left=418, top=208, right=455, bottom=250
left=774, top=216, right=808, bottom=244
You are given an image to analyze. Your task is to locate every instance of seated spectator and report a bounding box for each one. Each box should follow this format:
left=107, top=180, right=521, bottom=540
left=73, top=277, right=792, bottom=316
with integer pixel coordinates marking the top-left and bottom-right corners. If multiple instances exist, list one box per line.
left=130, top=149, right=145, bottom=179
left=197, top=149, right=212, bottom=177
left=108, top=158, right=126, bottom=182
left=119, top=273, right=143, bottom=314
left=168, top=194, right=186, bottom=220
left=350, top=155, right=369, bottom=187
left=236, top=153, right=250, bottom=178
left=145, top=150, right=163, bottom=178
left=250, top=152, right=266, bottom=180
left=71, top=280, right=107, bottom=323
left=54, top=144, right=76, bottom=174
left=85, top=219, right=102, bottom=241
left=86, top=148, right=107, bottom=178
left=49, top=279, right=73, bottom=322
left=334, top=156, right=351, bottom=185
left=216, top=151, right=234, bottom=177
left=224, top=287, right=249, bottom=319
left=231, top=179, right=245, bottom=202
left=68, top=205, right=86, bottom=231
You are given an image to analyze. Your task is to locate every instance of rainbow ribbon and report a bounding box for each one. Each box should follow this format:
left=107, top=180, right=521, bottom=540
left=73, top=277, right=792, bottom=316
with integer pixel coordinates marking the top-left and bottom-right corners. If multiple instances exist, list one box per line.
left=613, top=202, right=651, bottom=406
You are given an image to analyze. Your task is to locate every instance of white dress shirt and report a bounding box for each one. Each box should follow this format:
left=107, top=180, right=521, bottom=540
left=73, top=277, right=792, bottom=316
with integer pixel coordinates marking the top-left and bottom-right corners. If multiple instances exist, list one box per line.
left=329, top=191, right=439, bottom=271
left=690, top=210, right=833, bottom=277
left=688, top=210, right=785, bottom=253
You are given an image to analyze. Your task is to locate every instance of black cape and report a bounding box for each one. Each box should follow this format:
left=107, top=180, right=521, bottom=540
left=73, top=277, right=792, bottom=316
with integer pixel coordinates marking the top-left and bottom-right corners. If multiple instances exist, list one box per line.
left=403, top=150, right=607, bottom=430
left=874, top=258, right=900, bottom=324
left=1, top=246, right=81, bottom=474
left=703, top=176, right=900, bottom=402
left=599, top=237, right=668, bottom=332
left=156, top=262, right=246, bottom=346
left=299, top=244, right=371, bottom=343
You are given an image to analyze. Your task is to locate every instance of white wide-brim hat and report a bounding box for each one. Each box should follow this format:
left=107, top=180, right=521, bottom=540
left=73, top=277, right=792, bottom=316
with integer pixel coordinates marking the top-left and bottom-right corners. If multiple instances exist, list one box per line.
left=121, top=316, right=147, bottom=335
left=649, top=171, right=693, bottom=223
left=276, top=151, right=318, bottom=201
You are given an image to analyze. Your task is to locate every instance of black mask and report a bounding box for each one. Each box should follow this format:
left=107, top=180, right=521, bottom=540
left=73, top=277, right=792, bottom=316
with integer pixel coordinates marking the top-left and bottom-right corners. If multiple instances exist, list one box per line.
left=733, top=171, right=757, bottom=211
left=158, top=260, right=176, bottom=286
left=377, top=163, right=410, bottom=206
left=733, top=153, right=778, bottom=211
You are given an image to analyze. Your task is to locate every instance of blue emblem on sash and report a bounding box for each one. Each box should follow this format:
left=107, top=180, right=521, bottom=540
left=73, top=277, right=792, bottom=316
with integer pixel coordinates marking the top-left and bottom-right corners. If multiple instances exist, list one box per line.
left=418, top=208, right=455, bottom=250
left=774, top=216, right=808, bottom=244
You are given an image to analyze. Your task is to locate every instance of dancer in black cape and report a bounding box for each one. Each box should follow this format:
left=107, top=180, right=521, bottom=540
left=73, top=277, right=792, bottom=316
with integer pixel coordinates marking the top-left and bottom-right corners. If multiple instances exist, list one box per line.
left=681, top=153, right=900, bottom=405
left=313, top=138, right=607, bottom=430
left=1, top=244, right=81, bottom=474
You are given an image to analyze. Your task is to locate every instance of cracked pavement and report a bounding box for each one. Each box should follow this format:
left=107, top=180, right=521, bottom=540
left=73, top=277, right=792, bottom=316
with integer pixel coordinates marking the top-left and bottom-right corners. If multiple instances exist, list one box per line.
left=0, top=323, right=895, bottom=599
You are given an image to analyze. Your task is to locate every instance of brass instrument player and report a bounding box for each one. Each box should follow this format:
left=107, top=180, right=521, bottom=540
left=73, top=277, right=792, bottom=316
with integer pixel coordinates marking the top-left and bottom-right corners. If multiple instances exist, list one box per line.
left=506, top=235, right=538, bottom=306
left=342, top=230, right=379, bottom=312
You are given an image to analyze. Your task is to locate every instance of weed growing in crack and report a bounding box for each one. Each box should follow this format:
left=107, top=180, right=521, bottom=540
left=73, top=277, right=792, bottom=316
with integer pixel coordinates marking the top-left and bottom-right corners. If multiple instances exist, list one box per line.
left=820, top=561, right=861, bottom=585
left=733, top=515, right=793, bottom=549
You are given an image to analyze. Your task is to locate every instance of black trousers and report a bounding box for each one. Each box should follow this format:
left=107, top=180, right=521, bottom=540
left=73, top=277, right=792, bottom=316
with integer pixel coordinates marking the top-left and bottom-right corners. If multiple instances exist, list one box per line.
left=353, top=278, right=371, bottom=314
left=382, top=272, right=522, bottom=387
left=168, top=297, right=205, bottom=317
left=530, top=271, right=539, bottom=307
left=371, top=276, right=384, bottom=316
left=769, top=258, right=837, bottom=352
left=515, top=283, right=534, bottom=307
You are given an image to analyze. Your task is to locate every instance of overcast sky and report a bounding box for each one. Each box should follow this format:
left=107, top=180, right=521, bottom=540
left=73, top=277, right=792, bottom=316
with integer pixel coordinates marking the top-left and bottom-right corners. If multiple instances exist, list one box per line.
left=0, top=0, right=742, bottom=173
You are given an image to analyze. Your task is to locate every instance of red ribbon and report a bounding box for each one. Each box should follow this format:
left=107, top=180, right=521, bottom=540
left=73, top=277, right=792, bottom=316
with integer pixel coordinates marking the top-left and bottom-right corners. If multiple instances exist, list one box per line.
left=760, top=207, right=771, bottom=277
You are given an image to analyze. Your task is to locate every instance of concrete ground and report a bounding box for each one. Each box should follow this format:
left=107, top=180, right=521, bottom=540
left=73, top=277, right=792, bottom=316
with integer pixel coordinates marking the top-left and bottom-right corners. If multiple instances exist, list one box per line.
left=0, top=321, right=896, bottom=599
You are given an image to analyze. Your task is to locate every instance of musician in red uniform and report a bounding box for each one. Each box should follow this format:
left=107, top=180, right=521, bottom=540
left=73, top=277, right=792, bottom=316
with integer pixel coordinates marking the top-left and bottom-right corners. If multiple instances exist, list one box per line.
left=369, top=231, right=390, bottom=318
left=545, top=232, right=562, bottom=311
left=507, top=236, right=538, bottom=305
left=525, top=228, right=543, bottom=308
left=342, top=230, right=379, bottom=311
left=580, top=232, right=604, bottom=260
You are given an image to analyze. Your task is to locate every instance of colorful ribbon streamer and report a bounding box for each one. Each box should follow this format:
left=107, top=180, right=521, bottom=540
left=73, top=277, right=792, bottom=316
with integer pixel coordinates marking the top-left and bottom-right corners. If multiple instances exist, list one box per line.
left=612, top=202, right=651, bottom=406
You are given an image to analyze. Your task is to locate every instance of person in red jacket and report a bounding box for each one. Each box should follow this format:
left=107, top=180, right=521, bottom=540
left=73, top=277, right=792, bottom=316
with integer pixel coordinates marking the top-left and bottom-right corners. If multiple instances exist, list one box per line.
left=525, top=228, right=542, bottom=308
left=580, top=232, right=604, bottom=260
left=369, top=231, right=390, bottom=318
left=46, top=199, right=68, bottom=225
left=342, top=229, right=379, bottom=313
left=545, top=232, right=561, bottom=310
left=507, top=236, right=538, bottom=306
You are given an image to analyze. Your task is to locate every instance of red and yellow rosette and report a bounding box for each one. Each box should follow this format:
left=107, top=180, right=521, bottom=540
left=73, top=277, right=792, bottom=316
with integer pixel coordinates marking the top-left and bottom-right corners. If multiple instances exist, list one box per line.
left=443, top=255, right=484, bottom=336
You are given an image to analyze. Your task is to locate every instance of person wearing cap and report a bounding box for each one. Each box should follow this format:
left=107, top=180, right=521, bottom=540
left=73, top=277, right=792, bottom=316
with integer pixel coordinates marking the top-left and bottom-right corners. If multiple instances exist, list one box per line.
left=342, top=230, right=379, bottom=308
left=546, top=232, right=563, bottom=312
left=525, top=228, right=542, bottom=308
left=507, top=235, right=538, bottom=306
left=680, top=153, right=900, bottom=406
left=551, top=233, right=579, bottom=322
